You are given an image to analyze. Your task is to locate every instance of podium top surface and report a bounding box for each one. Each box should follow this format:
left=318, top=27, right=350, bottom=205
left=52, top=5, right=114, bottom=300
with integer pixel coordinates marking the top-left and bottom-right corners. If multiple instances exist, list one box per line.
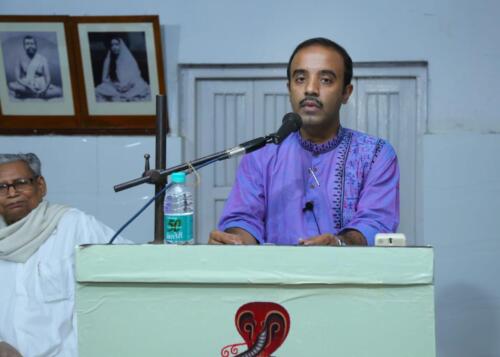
left=76, top=245, right=433, bottom=286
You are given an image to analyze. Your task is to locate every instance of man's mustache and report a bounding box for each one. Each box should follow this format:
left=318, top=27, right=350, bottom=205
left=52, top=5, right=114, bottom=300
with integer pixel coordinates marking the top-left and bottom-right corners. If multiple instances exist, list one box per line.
left=300, top=96, right=323, bottom=108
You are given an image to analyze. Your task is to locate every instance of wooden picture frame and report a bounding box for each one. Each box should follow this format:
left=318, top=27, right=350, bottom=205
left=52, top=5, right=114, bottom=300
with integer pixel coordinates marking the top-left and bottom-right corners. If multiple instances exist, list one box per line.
left=0, top=15, right=166, bottom=134
left=0, top=15, right=79, bottom=133
left=73, top=15, right=165, bottom=133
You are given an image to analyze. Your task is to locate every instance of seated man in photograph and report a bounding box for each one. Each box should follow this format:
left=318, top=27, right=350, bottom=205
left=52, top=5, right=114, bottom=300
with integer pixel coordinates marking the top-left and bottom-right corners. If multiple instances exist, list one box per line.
left=94, top=37, right=150, bottom=102
left=0, top=153, right=128, bottom=357
left=8, top=35, right=62, bottom=100
left=209, top=38, right=399, bottom=247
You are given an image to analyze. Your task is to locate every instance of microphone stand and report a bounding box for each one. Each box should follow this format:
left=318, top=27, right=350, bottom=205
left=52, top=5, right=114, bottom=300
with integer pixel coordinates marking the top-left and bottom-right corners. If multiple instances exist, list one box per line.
left=154, top=95, right=168, bottom=243
left=114, top=136, right=273, bottom=192
left=114, top=134, right=276, bottom=244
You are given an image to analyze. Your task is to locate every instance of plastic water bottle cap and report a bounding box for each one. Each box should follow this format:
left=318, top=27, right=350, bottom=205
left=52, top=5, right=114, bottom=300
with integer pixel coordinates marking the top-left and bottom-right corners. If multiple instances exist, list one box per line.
left=170, top=172, right=186, bottom=183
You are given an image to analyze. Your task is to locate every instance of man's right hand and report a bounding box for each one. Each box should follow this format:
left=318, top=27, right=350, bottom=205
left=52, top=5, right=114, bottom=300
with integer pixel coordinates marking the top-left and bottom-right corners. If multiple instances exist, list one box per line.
left=208, top=228, right=257, bottom=245
left=0, top=342, right=22, bottom=357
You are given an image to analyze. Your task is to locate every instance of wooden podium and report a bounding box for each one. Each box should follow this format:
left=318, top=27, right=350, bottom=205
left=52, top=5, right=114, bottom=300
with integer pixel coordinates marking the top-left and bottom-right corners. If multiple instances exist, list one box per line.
left=75, top=245, right=436, bottom=356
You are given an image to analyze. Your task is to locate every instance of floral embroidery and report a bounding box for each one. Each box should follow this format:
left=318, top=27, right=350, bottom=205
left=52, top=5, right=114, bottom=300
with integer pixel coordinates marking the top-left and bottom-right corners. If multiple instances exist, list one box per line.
left=330, top=130, right=352, bottom=230
left=371, top=139, right=385, bottom=167
left=298, top=126, right=345, bottom=154
left=328, top=129, right=387, bottom=230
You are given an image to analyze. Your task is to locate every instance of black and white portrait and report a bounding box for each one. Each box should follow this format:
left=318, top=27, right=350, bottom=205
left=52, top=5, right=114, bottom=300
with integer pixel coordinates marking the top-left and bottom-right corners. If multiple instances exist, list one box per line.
left=88, top=32, right=151, bottom=103
left=1, top=31, right=63, bottom=102
left=77, top=20, right=161, bottom=117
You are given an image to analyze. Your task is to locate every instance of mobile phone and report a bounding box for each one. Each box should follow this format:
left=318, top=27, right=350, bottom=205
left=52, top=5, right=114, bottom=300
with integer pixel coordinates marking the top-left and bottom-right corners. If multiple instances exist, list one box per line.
left=374, top=233, right=406, bottom=247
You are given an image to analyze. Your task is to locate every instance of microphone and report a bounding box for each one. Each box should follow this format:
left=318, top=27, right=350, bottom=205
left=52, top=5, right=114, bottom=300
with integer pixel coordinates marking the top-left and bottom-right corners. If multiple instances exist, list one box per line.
left=226, top=112, right=302, bottom=158
left=302, top=201, right=314, bottom=212
left=302, top=200, right=321, bottom=234
left=272, top=112, right=302, bottom=144
left=115, top=113, right=302, bottom=192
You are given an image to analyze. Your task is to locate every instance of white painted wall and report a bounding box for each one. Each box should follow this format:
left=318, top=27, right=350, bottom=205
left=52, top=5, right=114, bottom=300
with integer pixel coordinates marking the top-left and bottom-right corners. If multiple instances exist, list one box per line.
left=1, top=1, right=500, bottom=356
left=424, top=134, right=500, bottom=356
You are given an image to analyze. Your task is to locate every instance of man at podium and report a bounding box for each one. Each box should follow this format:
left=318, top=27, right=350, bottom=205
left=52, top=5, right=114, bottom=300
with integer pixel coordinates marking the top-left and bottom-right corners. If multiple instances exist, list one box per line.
left=209, top=37, right=399, bottom=247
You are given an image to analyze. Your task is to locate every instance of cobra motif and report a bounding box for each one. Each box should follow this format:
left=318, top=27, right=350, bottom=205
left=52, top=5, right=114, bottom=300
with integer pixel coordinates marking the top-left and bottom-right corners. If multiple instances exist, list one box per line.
left=233, top=302, right=290, bottom=357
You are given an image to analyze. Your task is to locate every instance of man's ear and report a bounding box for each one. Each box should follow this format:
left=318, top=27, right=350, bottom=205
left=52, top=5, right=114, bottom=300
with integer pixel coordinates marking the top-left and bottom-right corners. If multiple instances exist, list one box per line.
left=342, top=84, right=354, bottom=104
left=37, top=176, right=47, bottom=197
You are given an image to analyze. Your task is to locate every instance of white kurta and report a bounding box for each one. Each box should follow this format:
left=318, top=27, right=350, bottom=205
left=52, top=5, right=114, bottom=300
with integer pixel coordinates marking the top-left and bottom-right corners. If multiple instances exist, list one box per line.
left=0, top=208, right=128, bottom=357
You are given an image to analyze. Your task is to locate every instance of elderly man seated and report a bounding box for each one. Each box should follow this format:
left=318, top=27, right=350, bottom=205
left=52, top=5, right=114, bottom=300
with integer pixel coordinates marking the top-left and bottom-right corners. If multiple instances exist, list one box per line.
left=0, top=153, right=128, bottom=357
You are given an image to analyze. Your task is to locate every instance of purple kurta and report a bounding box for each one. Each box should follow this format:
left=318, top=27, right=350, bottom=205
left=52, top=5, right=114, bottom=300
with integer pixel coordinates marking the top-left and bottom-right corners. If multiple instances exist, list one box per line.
left=218, top=127, right=399, bottom=246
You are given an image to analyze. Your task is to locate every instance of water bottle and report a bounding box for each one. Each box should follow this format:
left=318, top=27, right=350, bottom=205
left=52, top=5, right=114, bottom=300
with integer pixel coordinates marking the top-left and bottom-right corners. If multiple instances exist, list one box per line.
left=164, top=172, right=194, bottom=244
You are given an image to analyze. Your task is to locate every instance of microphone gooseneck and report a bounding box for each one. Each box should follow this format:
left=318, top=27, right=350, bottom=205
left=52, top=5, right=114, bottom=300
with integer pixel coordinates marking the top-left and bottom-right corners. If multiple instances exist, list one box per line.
left=226, top=112, right=302, bottom=158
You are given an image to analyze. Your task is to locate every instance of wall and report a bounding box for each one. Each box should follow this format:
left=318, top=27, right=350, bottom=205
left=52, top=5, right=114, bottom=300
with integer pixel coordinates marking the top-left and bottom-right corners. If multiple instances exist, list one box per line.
left=0, top=136, right=182, bottom=243
left=424, top=134, right=500, bottom=356
left=1, top=0, right=500, bottom=356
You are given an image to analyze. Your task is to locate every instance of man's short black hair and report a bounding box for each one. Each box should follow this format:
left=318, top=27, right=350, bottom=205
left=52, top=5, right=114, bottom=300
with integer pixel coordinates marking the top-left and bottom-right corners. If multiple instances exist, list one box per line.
left=287, top=37, right=353, bottom=87
left=23, top=35, right=37, bottom=46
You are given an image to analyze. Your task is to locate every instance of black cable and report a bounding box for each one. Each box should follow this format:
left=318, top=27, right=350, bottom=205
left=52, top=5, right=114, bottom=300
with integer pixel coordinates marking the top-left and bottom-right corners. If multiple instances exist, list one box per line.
left=108, top=182, right=173, bottom=244
left=303, top=201, right=321, bottom=235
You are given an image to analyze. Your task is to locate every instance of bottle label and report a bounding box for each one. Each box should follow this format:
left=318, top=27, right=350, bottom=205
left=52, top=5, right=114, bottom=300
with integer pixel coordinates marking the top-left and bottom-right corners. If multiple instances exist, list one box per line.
left=164, top=213, right=193, bottom=244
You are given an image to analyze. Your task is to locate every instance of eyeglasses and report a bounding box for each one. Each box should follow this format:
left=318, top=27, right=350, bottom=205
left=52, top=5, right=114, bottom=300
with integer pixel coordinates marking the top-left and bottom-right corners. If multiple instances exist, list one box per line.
left=0, top=177, right=37, bottom=196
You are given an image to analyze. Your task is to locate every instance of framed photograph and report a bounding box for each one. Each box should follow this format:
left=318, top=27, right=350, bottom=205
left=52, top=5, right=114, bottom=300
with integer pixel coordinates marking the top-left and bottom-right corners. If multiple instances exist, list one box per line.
left=0, top=15, right=78, bottom=133
left=0, top=15, right=166, bottom=134
left=74, top=16, right=165, bottom=131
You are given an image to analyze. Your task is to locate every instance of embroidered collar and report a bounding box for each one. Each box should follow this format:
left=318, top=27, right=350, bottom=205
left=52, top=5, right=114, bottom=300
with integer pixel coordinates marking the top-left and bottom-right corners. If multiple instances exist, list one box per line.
left=298, top=126, right=345, bottom=154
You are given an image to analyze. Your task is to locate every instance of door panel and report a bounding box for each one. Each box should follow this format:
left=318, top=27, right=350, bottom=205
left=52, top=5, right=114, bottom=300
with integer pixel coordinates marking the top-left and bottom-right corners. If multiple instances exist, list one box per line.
left=353, top=78, right=417, bottom=244
left=196, top=80, right=254, bottom=243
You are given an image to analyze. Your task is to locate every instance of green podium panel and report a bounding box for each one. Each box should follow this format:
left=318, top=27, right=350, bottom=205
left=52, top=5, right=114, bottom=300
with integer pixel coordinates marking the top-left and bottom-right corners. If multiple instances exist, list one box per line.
left=75, top=245, right=435, bottom=356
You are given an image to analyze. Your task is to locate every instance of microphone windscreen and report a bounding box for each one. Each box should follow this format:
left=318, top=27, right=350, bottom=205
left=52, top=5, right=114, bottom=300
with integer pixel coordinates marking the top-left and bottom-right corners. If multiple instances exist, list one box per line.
left=274, top=112, right=302, bottom=144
